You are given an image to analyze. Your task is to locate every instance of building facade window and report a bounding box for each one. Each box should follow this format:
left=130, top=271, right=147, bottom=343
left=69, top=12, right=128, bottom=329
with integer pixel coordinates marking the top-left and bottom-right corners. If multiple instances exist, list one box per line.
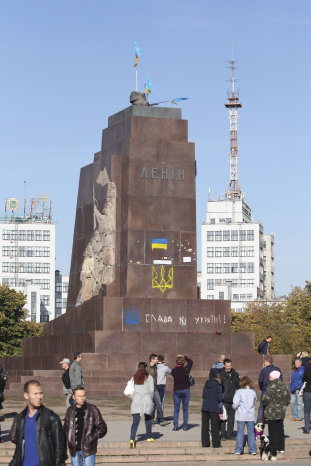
left=43, top=230, right=50, bottom=241
left=232, top=263, right=238, bottom=273
left=231, top=247, right=238, bottom=257
left=247, top=230, right=254, bottom=241
left=207, top=231, right=214, bottom=241
left=207, top=247, right=214, bottom=257
left=215, top=231, right=222, bottom=241
left=231, top=230, right=238, bottom=241
left=40, top=295, right=50, bottom=306
left=219, top=292, right=224, bottom=300
left=223, top=231, right=230, bottom=241
left=215, top=263, right=222, bottom=273
left=55, top=298, right=62, bottom=308
left=56, top=282, right=62, bottom=293
left=206, top=295, right=214, bottom=299
left=240, top=230, right=247, bottom=241
left=63, top=283, right=69, bottom=293
left=207, top=279, right=214, bottom=290
left=35, top=230, right=42, bottom=241
left=223, top=247, right=230, bottom=257
left=223, top=263, right=230, bottom=273
left=215, top=279, right=222, bottom=286
left=215, top=247, right=222, bottom=257
left=207, top=263, right=214, bottom=274
left=247, top=262, right=255, bottom=273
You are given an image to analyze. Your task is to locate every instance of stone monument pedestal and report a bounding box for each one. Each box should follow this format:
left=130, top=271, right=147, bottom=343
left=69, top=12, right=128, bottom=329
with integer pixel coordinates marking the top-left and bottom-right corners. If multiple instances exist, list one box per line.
left=1, top=104, right=291, bottom=395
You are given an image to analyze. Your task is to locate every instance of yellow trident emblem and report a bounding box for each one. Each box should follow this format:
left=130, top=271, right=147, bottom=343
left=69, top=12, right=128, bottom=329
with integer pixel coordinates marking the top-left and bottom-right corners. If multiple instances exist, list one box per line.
left=152, top=265, right=174, bottom=293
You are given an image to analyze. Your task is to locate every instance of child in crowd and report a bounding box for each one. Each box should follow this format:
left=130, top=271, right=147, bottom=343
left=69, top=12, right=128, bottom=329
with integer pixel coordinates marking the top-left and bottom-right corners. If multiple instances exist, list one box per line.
left=232, top=376, right=257, bottom=456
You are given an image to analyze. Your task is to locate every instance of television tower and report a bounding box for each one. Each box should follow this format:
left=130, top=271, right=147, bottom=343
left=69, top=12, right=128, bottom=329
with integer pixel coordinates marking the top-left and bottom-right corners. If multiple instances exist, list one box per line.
left=225, top=55, right=242, bottom=200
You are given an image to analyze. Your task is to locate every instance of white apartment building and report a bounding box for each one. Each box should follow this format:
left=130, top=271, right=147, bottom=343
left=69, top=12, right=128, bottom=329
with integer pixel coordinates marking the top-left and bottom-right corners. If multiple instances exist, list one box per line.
left=200, top=59, right=275, bottom=312
left=201, top=197, right=274, bottom=312
left=55, top=270, right=69, bottom=318
left=262, top=233, right=275, bottom=299
left=0, top=198, right=55, bottom=322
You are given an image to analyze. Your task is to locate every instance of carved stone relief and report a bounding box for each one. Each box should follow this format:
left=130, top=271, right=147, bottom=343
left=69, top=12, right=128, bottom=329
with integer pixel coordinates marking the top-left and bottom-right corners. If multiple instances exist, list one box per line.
left=76, top=167, right=116, bottom=305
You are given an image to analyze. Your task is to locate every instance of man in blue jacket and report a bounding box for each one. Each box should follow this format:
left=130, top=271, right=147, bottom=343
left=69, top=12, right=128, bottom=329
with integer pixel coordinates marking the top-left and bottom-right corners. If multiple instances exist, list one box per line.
left=290, top=357, right=305, bottom=421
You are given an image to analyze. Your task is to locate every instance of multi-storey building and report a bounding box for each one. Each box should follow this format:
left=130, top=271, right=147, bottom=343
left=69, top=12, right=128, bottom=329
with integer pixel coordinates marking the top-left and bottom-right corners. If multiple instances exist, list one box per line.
left=200, top=58, right=274, bottom=312
left=0, top=197, right=55, bottom=322
left=55, top=270, right=69, bottom=318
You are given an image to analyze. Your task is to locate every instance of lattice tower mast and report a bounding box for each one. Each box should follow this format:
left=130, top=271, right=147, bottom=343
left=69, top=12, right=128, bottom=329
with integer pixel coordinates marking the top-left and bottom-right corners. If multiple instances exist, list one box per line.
left=225, top=57, right=242, bottom=200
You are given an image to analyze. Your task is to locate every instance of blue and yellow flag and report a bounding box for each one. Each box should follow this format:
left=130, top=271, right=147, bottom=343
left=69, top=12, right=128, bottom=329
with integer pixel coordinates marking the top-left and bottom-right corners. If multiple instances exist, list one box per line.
left=144, top=75, right=154, bottom=95
left=152, top=238, right=168, bottom=250
left=134, top=42, right=141, bottom=67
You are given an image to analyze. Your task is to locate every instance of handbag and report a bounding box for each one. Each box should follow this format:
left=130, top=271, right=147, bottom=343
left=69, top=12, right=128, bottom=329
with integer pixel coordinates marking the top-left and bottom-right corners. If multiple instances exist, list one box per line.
left=124, top=377, right=135, bottom=397
left=219, top=403, right=228, bottom=421
left=186, top=368, right=195, bottom=387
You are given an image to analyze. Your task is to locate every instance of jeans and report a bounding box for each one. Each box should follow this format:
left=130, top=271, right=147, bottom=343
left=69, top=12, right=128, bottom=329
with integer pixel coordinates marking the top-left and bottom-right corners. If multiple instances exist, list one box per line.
left=291, top=389, right=303, bottom=420
left=152, top=388, right=163, bottom=421
left=130, top=413, right=152, bottom=440
left=201, top=411, right=220, bottom=447
left=70, top=451, right=95, bottom=466
left=267, top=419, right=285, bottom=456
left=257, top=390, right=266, bottom=423
left=235, top=421, right=256, bottom=454
left=173, top=389, right=190, bottom=429
left=303, top=392, right=311, bottom=432
left=157, top=384, right=166, bottom=413
left=220, top=402, right=235, bottom=438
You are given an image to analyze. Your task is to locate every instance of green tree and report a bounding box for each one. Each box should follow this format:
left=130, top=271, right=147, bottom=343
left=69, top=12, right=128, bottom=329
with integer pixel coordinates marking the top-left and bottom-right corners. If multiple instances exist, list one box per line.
left=0, top=284, right=43, bottom=357
left=231, top=281, right=311, bottom=357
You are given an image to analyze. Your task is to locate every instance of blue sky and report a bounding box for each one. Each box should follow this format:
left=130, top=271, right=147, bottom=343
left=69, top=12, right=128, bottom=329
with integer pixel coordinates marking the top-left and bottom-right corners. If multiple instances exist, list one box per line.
left=0, top=1, right=310, bottom=296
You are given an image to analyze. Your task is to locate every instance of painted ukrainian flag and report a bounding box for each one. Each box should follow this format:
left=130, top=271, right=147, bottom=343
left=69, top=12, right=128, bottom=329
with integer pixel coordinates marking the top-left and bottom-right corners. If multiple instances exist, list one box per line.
left=151, top=238, right=168, bottom=251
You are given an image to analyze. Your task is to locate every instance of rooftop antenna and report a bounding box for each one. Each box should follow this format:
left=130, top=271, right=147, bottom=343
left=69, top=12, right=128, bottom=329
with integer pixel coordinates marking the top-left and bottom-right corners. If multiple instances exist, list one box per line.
left=24, top=180, right=27, bottom=217
left=225, top=43, right=242, bottom=201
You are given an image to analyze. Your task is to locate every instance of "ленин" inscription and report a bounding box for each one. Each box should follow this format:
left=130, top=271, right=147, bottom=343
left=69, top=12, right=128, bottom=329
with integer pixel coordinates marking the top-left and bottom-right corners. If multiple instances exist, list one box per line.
left=141, top=167, right=185, bottom=181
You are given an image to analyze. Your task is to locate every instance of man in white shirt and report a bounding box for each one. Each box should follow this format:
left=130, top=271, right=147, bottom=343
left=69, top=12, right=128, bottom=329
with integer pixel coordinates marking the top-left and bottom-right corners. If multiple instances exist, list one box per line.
left=157, top=355, right=172, bottom=420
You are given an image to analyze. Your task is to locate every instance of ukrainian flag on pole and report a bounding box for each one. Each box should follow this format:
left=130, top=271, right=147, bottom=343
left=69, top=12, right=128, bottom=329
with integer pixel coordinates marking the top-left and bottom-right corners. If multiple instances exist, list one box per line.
left=134, top=42, right=141, bottom=67
left=152, top=239, right=168, bottom=251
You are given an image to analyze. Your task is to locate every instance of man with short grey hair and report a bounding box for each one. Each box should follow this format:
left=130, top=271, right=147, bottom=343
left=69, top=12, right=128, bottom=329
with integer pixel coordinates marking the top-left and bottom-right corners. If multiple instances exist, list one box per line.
left=69, top=352, right=84, bottom=392
left=60, top=358, right=72, bottom=408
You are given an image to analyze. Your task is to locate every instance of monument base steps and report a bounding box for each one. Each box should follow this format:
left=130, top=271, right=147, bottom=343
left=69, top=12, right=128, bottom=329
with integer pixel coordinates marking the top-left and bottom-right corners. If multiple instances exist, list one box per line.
left=1, top=439, right=311, bottom=463
left=5, top=352, right=292, bottom=397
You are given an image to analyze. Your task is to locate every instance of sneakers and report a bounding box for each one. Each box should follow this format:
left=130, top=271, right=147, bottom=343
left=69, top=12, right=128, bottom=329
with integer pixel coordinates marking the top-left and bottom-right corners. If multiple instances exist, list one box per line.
left=129, top=440, right=135, bottom=449
left=147, top=437, right=155, bottom=442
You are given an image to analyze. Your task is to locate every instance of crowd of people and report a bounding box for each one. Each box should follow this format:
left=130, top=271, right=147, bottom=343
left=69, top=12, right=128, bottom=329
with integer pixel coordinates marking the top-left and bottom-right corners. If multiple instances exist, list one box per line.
left=1, top=340, right=311, bottom=463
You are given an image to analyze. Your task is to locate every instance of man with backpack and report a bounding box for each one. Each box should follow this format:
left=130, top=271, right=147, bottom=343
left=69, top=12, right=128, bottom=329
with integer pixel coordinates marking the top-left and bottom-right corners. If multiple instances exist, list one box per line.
left=258, top=336, right=272, bottom=355
left=60, top=358, right=72, bottom=408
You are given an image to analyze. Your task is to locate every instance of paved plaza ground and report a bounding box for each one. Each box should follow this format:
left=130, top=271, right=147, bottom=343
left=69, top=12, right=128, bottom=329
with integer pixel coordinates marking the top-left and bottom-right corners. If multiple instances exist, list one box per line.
left=0, top=394, right=309, bottom=443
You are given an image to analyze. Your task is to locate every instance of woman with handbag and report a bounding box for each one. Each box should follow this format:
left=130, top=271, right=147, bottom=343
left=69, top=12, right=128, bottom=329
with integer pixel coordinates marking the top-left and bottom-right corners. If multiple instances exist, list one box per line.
left=201, top=374, right=222, bottom=448
left=171, top=354, right=193, bottom=431
left=128, top=367, right=154, bottom=448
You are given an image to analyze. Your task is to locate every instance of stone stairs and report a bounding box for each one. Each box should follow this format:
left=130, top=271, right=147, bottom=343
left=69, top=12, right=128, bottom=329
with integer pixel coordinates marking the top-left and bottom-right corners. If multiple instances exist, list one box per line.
left=1, top=439, right=311, bottom=464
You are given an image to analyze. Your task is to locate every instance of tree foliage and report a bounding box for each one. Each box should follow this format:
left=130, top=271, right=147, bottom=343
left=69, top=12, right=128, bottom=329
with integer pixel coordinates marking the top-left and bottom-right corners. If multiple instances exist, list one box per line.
left=231, top=281, right=311, bottom=357
left=0, top=284, right=43, bottom=357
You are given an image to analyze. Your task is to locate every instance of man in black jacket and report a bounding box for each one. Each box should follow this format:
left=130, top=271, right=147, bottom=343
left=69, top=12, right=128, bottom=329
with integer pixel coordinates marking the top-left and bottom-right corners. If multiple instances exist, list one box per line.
left=64, top=387, right=107, bottom=465
left=9, top=379, right=67, bottom=466
left=219, top=359, right=240, bottom=440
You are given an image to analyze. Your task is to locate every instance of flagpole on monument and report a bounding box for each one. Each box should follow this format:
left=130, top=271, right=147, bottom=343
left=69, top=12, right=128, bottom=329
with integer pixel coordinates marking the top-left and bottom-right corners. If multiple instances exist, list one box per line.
left=134, top=42, right=141, bottom=92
